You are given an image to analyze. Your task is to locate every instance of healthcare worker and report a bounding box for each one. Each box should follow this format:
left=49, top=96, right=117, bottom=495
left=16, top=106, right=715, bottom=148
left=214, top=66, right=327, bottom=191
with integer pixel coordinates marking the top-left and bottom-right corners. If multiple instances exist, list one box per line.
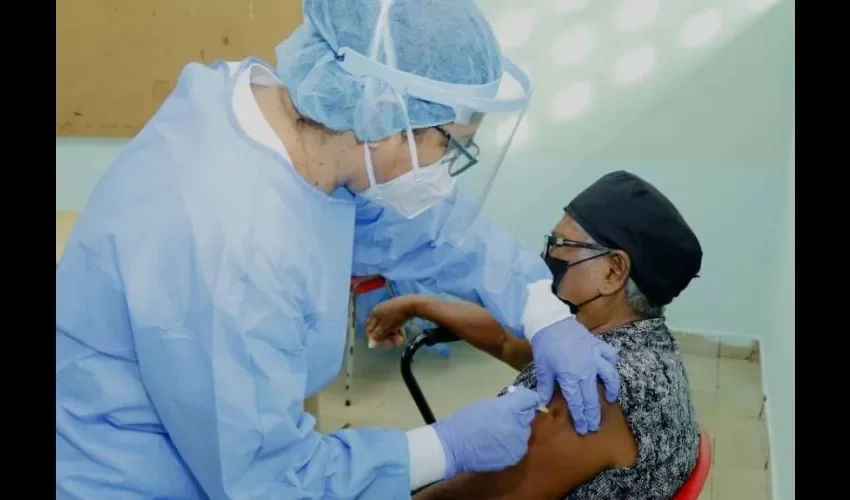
left=56, top=1, right=619, bottom=498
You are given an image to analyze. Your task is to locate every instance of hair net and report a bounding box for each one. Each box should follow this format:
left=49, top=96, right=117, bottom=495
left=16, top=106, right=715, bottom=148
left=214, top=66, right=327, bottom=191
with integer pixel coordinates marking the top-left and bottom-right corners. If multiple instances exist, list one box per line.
left=275, top=0, right=504, bottom=142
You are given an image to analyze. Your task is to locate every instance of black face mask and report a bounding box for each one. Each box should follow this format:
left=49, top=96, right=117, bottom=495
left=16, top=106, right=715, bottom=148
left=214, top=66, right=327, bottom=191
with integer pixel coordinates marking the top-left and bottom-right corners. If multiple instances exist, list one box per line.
left=543, top=252, right=609, bottom=314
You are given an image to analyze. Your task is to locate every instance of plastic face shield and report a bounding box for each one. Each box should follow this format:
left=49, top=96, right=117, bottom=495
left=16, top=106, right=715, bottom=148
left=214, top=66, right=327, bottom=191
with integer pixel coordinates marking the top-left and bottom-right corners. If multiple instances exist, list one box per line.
left=335, top=46, right=533, bottom=226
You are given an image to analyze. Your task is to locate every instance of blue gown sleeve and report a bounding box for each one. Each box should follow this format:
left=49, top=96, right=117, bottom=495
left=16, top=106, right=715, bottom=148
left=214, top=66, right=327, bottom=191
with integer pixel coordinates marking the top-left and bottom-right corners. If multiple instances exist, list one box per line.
left=351, top=189, right=551, bottom=336
left=123, top=217, right=411, bottom=499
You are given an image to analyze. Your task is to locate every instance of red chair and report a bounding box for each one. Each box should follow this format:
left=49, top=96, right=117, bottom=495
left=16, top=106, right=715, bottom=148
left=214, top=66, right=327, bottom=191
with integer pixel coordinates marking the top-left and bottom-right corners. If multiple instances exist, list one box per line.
left=345, top=276, right=393, bottom=407
left=673, top=427, right=712, bottom=499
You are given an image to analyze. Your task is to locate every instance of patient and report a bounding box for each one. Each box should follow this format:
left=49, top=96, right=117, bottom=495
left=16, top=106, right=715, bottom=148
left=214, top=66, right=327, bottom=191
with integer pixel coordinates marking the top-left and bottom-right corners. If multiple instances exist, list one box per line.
left=368, top=171, right=703, bottom=499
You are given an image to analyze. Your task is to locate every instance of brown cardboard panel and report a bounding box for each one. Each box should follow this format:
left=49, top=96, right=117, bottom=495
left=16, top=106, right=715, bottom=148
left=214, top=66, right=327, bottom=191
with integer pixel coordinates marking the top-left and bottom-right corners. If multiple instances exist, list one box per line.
left=57, top=0, right=302, bottom=137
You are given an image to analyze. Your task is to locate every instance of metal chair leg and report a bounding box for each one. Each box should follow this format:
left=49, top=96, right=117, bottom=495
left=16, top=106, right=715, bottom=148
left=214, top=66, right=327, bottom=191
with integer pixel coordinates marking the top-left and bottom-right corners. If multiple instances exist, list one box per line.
left=401, top=328, right=464, bottom=425
left=344, top=277, right=394, bottom=409
left=344, top=292, right=356, bottom=407
left=401, top=333, right=438, bottom=424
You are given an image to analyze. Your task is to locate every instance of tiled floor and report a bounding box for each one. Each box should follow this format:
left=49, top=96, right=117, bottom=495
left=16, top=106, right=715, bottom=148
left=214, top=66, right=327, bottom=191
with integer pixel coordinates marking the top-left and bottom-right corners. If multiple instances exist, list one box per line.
left=316, top=338, right=771, bottom=500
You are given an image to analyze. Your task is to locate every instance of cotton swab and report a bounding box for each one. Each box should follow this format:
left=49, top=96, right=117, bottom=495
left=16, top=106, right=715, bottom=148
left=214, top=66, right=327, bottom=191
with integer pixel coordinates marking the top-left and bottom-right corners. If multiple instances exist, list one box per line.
left=506, top=385, right=550, bottom=413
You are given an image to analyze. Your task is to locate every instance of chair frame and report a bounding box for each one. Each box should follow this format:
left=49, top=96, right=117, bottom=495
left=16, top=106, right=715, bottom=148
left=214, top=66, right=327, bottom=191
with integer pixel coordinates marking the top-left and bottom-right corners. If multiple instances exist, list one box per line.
left=345, top=276, right=398, bottom=407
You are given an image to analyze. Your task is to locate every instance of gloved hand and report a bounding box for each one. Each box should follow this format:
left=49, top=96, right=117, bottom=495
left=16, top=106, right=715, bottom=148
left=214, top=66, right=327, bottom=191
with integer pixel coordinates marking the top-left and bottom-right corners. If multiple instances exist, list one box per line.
left=531, top=316, right=620, bottom=435
left=431, top=386, right=539, bottom=478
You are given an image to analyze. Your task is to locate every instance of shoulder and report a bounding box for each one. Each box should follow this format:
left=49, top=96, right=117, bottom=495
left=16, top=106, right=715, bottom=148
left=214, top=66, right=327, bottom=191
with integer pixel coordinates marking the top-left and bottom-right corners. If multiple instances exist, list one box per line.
left=604, top=320, right=684, bottom=395
left=498, top=362, right=537, bottom=396
left=616, top=342, right=681, bottom=384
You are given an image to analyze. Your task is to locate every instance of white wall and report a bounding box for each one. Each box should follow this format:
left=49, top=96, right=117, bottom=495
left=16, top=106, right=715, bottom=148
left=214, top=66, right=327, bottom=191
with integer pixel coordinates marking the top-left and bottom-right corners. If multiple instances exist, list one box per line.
left=470, top=0, right=793, bottom=340
left=762, top=129, right=794, bottom=500
left=56, top=138, right=126, bottom=212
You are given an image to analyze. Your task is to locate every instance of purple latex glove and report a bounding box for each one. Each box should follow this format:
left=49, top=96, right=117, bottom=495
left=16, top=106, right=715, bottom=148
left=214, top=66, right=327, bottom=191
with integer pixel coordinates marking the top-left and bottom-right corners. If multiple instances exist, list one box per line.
left=531, top=316, right=620, bottom=435
left=432, top=386, right=539, bottom=477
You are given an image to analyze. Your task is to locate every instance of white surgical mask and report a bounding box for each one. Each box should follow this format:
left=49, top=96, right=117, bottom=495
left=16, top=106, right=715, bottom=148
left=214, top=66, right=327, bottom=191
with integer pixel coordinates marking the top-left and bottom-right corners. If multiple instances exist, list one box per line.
left=359, top=144, right=456, bottom=219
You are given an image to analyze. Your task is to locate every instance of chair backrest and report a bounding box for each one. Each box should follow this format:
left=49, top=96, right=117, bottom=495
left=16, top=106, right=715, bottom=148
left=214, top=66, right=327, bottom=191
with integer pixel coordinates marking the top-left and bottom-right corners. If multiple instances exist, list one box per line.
left=350, top=275, right=387, bottom=295
left=673, top=427, right=712, bottom=500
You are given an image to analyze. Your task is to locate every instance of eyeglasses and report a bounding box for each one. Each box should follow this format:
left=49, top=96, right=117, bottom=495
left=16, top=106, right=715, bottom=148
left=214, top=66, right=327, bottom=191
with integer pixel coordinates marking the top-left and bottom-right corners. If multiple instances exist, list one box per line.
left=434, top=126, right=480, bottom=177
left=544, top=234, right=610, bottom=256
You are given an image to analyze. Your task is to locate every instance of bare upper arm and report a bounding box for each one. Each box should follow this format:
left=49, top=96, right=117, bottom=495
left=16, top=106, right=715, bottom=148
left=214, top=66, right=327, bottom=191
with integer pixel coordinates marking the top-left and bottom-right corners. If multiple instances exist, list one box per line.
left=414, top=385, right=637, bottom=500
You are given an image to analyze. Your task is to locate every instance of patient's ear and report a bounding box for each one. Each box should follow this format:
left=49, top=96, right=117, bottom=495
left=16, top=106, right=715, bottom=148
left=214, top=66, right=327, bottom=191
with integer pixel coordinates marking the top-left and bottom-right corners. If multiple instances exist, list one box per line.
left=600, top=250, right=630, bottom=295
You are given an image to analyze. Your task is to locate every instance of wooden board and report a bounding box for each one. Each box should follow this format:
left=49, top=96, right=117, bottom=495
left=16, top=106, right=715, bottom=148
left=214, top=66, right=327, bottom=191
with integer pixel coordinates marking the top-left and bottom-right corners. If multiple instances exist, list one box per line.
left=304, top=396, right=320, bottom=421
left=56, top=0, right=303, bottom=137
left=56, top=211, right=81, bottom=263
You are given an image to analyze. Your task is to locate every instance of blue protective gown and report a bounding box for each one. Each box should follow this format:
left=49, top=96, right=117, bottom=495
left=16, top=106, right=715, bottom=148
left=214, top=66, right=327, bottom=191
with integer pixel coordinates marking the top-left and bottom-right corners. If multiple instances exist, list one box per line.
left=55, top=59, right=549, bottom=499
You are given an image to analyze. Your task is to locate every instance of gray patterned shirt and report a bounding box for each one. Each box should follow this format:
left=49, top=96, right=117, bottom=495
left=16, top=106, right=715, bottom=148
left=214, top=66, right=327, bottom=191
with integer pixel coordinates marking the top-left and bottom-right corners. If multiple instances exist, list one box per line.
left=498, top=317, right=699, bottom=499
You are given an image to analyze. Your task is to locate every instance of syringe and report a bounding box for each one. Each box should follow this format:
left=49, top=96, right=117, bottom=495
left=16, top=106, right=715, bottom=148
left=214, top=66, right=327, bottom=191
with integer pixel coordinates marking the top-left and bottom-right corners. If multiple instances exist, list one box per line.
left=506, top=385, right=550, bottom=413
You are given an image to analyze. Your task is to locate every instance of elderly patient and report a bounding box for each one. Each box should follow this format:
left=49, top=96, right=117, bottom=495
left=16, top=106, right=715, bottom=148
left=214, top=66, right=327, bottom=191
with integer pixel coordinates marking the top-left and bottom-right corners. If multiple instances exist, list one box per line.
left=368, top=171, right=703, bottom=499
